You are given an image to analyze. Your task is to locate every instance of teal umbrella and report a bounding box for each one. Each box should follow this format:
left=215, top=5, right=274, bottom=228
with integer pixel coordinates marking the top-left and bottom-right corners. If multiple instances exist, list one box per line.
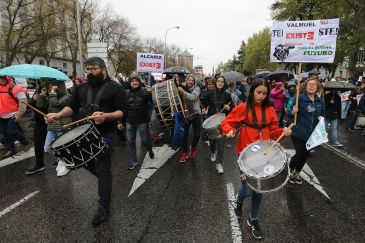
left=0, top=64, right=69, bottom=81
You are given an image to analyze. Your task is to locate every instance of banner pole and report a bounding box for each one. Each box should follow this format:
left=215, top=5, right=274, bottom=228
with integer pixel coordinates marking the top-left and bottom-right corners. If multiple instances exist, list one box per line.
left=294, top=62, right=302, bottom=125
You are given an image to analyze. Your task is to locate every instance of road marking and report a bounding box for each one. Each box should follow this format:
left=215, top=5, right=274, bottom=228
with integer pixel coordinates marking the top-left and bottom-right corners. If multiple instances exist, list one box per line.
left=0, top=190, right=40, bottom=218
left=286, top=149, right=330, bottom=199
left=128, top=144, right=177, bottom=197
left=225, top=182, right=243, bottom=243
left=0, top=148, right=35, bottom=168
left=322, top=143, right=365, bottom=170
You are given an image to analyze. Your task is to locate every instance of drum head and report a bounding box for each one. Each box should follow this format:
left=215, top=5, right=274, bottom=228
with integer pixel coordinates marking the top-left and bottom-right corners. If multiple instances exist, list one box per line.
left=203, top=113, right=226, bottom=129
left=51, top=123, right=91, bottom=148
left=238, top=141, right=287, bottom=178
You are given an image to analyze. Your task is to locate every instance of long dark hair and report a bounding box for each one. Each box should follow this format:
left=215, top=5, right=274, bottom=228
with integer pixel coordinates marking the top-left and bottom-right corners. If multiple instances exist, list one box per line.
left=245, top=78, right=272, bottom=121
left=215, top=75, right=228, bottom=91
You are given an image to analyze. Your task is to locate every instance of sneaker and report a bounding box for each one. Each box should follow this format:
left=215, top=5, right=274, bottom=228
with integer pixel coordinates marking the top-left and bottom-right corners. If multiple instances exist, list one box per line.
left=127, top=161, right=139, bottom=170
left=216, top=163, right=224, bottom=174
left=310, top=149, right=315, bottom=153
left=57, top=164, right=70, bottom=177
left=289, top=170, right=296, bottom=184
left=180, top=153, right=188, bottom=163
left=247, top=217, right=263, bottom=240
left=295, top=172, right=302, bottom=184
left=148, top=148, right=154, bottom=159
left=234, top=200, right=243, bottom=218
left=347, top=128, right=354, bottom=132
left=1, top=150, right=15, bottom=159
left=362, top=131, right=365, bottom=136
left=210, top=152, right=217, bottom=162
left=92, top=206, right=109, bottom=227
left=333, top=142, right=344, bottom=147
left=0, top=143, right=4, bottom=149
left=188, top=147, right=196, bottom=159
left=25, top=166, right=45, bottom=175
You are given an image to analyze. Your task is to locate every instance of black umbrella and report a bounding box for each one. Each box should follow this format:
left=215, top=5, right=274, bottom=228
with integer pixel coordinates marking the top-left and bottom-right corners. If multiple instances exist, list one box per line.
left=163, top=66, right=191, bottom=75
left=221, top=71, right=245, bottom=84
left=265, top=70, right=294, bottom=81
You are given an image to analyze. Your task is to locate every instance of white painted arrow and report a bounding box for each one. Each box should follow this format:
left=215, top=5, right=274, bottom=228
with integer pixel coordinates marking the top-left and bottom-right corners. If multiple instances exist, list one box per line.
left=286, top=149, right=330, bottom=199
left=128, top=144, right=177, bottom=197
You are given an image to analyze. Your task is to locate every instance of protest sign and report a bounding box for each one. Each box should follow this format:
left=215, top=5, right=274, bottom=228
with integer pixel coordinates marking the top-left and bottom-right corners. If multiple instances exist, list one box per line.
left=306, top=117, right=328, bottom=150
left=340, top=91, right=351, bottom=102
left=14, top=77, right=28, bottom=88
left=26, top=89, right=36, bottom=98
left=270, top=18, right=339, bottom=63
left=137, top=53, right=164, bottom=73
left=65, top=80, right=74, bottom=89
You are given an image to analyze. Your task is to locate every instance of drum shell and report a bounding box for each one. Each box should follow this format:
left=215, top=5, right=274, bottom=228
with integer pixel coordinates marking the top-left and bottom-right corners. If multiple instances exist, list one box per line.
left=237, top=140, right=289, bottom=193
left=50, top=123, right=107, bottom=169
left=202, top=113, right=226, bottom=139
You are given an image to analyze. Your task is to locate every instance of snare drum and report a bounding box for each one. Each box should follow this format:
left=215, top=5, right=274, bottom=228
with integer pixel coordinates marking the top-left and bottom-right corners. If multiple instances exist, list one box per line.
left=50, top=122, right=107, bottom=169
left=152, top=79, right=185, bottom=129
left=237, top=140, right=289, bottom=193
left=202, top=113, right=226, bottom=139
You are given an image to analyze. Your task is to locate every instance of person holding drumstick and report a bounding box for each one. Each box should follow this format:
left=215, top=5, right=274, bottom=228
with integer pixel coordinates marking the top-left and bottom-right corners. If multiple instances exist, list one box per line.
left=221, top=79, right=292, bottom=240
left=202, top=75, right=233, bottom=174
left=46, top=57, right=127, bottom=227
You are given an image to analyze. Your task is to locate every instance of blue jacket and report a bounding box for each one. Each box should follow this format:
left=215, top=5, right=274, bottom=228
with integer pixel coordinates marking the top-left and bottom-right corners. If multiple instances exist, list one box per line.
left=288, top=93, right=325, bottom=141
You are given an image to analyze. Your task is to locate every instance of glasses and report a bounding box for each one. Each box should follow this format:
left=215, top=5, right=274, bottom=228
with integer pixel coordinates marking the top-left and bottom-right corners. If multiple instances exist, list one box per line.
left=307, top=83, right=318, bottom=87
left=85, top=66, right=100, bottom=72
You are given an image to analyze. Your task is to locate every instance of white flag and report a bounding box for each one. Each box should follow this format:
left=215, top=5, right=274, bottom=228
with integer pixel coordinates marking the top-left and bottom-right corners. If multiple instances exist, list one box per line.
left=306, top=117, right=328, bottom=150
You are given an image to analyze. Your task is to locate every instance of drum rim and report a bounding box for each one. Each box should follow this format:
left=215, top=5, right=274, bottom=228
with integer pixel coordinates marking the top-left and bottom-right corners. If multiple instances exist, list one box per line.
left=50, top=122, right=95, bottom=150
left=237, top=140, right=288, bottom=179
left=203, top=113, right=226, bottom=129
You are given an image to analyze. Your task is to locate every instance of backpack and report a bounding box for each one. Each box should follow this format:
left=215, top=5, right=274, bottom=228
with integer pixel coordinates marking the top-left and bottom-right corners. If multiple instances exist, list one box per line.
left=0, top=83, right=17, bottom=101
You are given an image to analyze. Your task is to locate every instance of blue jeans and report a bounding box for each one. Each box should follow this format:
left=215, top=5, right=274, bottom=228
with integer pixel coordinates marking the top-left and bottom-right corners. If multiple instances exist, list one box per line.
left=341, top=100, right=351, bottom=120
left=126, top=122, right=152, bottom=166
left=325, top=118, right=339, bottom=144
left=0, top=117, right=29, bottom=153
left=182, top=115, right=201, bottom=153
left=237, top=181, right=262, bottom=220
left=44, top=130, right=63, bottom=153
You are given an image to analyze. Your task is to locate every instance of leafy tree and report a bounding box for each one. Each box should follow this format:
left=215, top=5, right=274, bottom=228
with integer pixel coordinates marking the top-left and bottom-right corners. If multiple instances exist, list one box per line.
left=243, top=27, right=280, bottom=73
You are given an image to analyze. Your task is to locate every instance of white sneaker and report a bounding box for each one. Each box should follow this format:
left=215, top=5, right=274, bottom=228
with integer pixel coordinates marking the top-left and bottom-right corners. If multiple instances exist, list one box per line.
left=57, top=164, right=70, bottom=177
left=216, top=163, right=224, bottom=174
left=210, top=152, right=217, bottom=162
left=56, top=161, right=63, bottom=172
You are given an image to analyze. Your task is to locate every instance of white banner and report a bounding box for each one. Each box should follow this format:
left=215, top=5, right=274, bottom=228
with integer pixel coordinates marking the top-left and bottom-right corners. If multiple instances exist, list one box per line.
left=340, top=91, right=351, bottom=102
left=270, top=18, right=339, bottom=63
left=306, top=117, right=328, bottom=150
left=14, top=77, right=28, bottom=88
left=26, top=89, right=36, bottom=98
left=137, top=53, right=164, bottom=73
left=64, top=80, right=74, bottom=89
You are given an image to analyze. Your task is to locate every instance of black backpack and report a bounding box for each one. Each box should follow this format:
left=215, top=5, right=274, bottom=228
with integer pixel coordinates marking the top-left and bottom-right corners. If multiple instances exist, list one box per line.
left=0, top=83, right=17, bottom=100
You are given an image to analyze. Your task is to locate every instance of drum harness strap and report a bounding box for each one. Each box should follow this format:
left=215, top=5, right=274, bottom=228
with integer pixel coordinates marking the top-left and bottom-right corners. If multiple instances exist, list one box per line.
left=86, top=81, right=111, bottom=109
left=244, top=105, right=267, bottom=140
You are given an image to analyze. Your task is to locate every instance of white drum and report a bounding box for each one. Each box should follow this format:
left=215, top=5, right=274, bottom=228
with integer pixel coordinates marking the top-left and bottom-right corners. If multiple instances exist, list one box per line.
left=202, top=113, right=226, bottom=139
left=237, top=140, right=289, bottom=193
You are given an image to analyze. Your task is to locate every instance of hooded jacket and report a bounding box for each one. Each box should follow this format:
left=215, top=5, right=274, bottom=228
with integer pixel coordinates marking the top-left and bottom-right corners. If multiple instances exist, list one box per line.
left=125, top=76, right=152, bottom=124
left=181, top=74, right=201, bottom=117
left=270, top=82, right=285, bottom=111
left=203, top=88, right=233, bottom=117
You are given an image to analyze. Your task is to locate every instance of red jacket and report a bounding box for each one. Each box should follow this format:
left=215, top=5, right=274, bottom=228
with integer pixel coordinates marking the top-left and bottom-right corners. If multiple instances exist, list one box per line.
left=221, top=103, right=283, bottom=154
left=0, top=80, right=25, bottom=114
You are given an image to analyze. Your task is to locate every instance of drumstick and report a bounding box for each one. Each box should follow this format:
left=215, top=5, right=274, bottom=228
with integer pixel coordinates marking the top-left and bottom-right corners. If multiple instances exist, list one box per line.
left=217, top=102, right=231, bottom=114
left=21, top=101, right=59, bottom=124
left=63, top=116, right=97, bottom=128
left=263, top=123, right=295, bottom=155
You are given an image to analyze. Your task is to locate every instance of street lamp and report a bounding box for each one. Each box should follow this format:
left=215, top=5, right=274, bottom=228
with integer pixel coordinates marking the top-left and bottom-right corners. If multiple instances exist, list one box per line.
left=164, top=26, right=180, bottom=70
left=76, top=0, right=83, bottom=77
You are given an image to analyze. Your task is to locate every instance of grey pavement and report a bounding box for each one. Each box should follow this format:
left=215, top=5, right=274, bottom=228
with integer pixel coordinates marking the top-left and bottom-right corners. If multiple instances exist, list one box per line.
left=0, top=116, right=364, bottom=242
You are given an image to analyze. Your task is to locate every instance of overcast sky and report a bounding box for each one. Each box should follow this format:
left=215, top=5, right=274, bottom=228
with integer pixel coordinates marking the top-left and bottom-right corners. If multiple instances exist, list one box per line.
left=101, top=0, right=275, bottom=74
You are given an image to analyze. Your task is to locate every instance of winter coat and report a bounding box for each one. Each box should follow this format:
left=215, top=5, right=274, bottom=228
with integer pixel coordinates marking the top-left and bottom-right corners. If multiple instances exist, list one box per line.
left=181, top=82, right=201, bottom=117
left=270, top=82, right=285, bottom=112
left=221, top=103, right=283, bottom=154
left=202, top=89, right=233, bottom=117
left=125, top=82, right=152, bottom=124
left=324, top=91, right=341, bottom=120
left=288, top=93, right=325, bottom=141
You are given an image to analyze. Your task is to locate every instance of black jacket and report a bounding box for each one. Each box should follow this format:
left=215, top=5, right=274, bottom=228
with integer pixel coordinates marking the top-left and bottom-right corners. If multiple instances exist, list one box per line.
left=324, top=91, right=341, bottom=120
left=70, top=76, right=127, bottom=135
left=125, top=85, right=152, bottom=124
left=202, top=89, right=233, bottom=117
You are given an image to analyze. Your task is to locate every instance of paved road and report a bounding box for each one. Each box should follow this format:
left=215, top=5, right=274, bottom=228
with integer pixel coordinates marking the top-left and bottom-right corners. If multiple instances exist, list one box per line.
left=0, top=120, right=364, bottom=242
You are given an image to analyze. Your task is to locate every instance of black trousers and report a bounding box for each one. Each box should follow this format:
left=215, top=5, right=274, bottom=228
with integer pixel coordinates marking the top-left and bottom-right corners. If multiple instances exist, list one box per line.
left=84, top=133, right=114, bottom=209
left=34, top=115, right=47, bottom=168
left=289, top=135, right=310, bottom=172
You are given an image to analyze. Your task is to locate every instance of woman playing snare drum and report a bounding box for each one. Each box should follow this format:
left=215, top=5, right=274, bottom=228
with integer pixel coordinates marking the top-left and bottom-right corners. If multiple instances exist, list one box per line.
left=202, top=75, right=233, bottom=174
left=221, top=79, right=292, bottom=240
